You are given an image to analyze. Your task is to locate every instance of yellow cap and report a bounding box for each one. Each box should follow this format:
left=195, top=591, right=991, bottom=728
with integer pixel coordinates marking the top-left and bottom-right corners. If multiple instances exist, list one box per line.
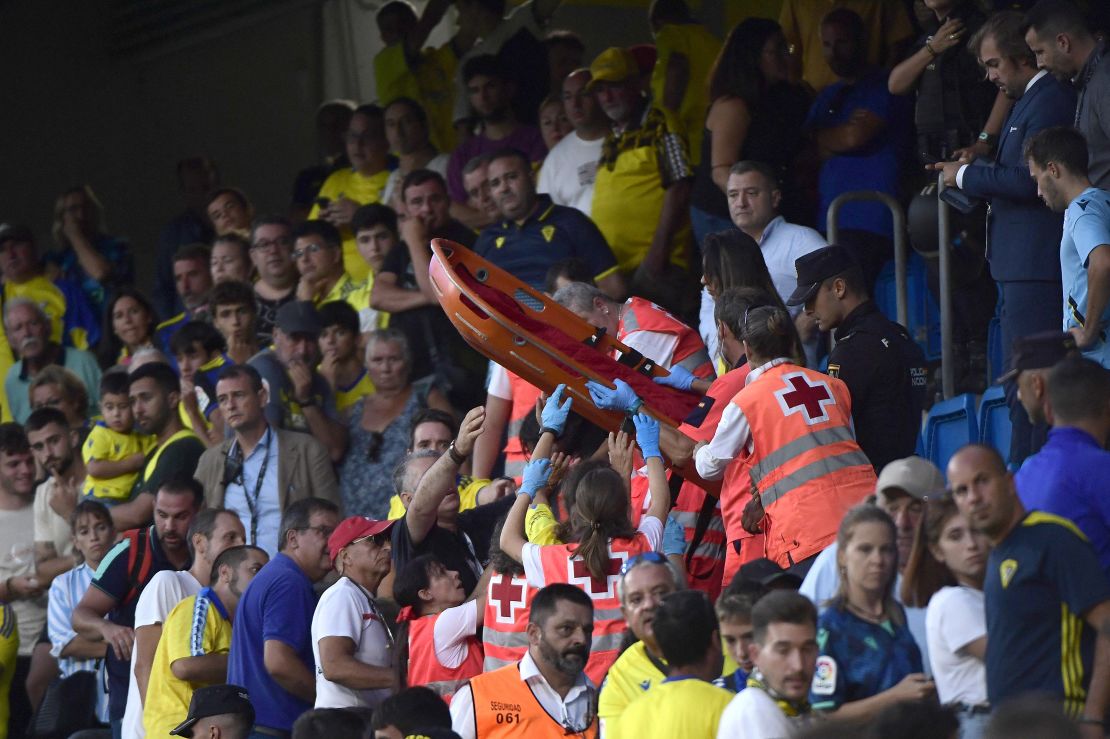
left=587, top=47, right=638, bottom=89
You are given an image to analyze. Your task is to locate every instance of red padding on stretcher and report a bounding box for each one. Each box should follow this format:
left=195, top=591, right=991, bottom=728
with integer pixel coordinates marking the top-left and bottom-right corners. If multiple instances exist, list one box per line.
left=456, top=266, right=701, bottom=424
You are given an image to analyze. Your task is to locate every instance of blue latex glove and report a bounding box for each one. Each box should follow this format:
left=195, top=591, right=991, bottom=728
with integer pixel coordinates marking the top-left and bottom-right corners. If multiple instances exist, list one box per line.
left=519, top=458, right=553, bottom=500
left=540, top=383, right=572, bottom=435
left=663, top=515, right=687, bottom=557
left=653, top=365, right=695, bottom=391
left=632, top=412, right=661, bottom=460
left=585, top=378, right=641, bottom=412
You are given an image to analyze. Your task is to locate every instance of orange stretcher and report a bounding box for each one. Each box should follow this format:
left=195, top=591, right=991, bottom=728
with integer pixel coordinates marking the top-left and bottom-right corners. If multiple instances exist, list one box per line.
left=428, top=239, right=716, bottom=492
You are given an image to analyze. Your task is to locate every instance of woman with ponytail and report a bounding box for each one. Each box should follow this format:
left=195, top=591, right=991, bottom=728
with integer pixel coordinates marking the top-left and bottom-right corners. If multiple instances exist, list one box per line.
left=500, top=385, right=670, bottom=684
left=901, top=497, right=990, bottom=738
left=693, top=304, right=875, bottom=579
left=393, top=554, right=490, bottom=702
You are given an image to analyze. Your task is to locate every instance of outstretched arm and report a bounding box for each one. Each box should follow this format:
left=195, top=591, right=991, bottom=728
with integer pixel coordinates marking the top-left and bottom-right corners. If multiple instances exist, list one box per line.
left=407, top=407, right=485, bottom=545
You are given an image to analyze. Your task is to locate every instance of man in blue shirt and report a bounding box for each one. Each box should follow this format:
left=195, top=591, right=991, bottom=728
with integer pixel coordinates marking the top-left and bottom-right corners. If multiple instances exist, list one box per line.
left=1016, top=356, right=1110, bottom=575
left=228, top=496, right=338, bottom=735
left=1025, top=125, right=1110, bottom=368
left=473, top=147, right=625, bottom=298
left=948, top=443, right=1110, bottom=725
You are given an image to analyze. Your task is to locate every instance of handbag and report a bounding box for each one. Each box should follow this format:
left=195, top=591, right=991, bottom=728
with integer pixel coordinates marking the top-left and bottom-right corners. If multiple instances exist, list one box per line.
left=28, top=668, right=100, bottom=738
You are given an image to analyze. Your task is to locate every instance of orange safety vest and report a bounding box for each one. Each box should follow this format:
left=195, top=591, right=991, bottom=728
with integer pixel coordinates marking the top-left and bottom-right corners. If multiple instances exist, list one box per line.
left=726, top=363, right=876, bottom=568
left=406, top=611, right=485, bottom=702
left=615, top=297, right=713, bottom=378
left=505, top=371, right=543, bottom=483
left=538, top=533, right=654, bottom=685
left=483, top=571, right=537, bottom=672
left=469, top=662, right=599, bottom=739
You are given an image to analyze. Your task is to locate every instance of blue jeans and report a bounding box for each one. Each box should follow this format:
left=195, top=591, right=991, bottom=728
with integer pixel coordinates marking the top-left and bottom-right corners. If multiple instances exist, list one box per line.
left=957, top=709, right=990, bottom=739
left=689, top=205, right=736, bottom=258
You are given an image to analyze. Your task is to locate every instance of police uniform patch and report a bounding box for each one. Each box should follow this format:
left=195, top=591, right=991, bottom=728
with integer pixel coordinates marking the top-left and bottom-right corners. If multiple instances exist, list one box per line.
left=812, top=655, right=837, bottom=695
left=1000, top=558, right=1018, bottom=588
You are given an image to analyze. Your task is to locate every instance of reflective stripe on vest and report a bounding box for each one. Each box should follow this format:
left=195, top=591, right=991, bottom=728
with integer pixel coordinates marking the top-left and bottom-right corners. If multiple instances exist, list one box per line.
left=616, top=297, right=713, bottom=378
left=750, top=426, right=859, bottom=486
left=470, top=662, right=599, bottom=739
left=483, top=573, right=535, bottom=673
left=759, top=449, right=875, bottom=508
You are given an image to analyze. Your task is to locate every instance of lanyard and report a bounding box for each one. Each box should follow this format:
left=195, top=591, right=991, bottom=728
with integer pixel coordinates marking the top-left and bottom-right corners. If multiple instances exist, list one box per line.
left=353, top=578, right=394, bottom=650
left=234, top=429, right=272, bottom=546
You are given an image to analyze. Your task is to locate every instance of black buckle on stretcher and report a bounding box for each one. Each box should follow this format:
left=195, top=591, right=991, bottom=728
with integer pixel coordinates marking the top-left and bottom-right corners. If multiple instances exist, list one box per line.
left=617, top=349, right=656, bottom=376
left=583, top=327, right=606, bottom=347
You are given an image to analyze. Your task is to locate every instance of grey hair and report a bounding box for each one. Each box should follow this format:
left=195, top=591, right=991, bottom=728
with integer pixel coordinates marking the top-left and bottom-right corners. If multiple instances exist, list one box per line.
left=127, top=347, right=171, bottom=371
left=552, top=281, right=613, bottom=314
left=365, top=327, right=413, bottom=369
left=3, top=297, right=49, bottom=330
left=393, top=449, right=442, bottom=496
left=616, top=556, right=686, bottom=606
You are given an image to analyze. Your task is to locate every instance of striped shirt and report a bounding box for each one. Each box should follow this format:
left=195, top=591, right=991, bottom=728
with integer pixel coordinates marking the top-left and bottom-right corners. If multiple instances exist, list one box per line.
left=47, top=563, right=110, bottom=722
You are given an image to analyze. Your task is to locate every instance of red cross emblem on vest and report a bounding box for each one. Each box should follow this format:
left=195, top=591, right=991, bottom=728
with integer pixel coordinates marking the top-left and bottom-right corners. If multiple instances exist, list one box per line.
left=568, top=549, right=628, bottom=600
left=774, top=371, right=835, bottom=425
left=489, top=574, right=528, bottom=624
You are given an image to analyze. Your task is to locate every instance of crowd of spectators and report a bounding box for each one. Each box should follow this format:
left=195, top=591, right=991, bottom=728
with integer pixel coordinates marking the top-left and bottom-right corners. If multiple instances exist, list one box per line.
left=3, top=0, right=1110, bottom=738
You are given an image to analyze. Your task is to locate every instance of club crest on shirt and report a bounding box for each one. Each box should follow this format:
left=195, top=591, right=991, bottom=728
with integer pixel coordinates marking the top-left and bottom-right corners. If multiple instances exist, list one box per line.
left=541, top=225, right=556, bottom=243
left=999, top=558, right=1018, bottom=588
left=812, top=655, right=837, bottom=695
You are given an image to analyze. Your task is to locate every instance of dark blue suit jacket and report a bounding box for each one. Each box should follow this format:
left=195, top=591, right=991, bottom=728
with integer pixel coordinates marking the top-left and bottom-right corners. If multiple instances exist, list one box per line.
left=961, top=73, right=1076, bottom=282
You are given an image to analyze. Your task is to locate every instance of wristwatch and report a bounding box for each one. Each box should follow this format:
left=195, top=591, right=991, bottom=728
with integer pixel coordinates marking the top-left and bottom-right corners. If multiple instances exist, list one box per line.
left=978, top=131, right=998, bottom=146
left=447, top=441, right=467, bottom=466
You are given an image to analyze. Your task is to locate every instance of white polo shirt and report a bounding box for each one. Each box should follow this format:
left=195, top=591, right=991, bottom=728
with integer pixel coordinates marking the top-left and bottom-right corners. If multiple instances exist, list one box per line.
left=311, top=576, right=393, bottom=709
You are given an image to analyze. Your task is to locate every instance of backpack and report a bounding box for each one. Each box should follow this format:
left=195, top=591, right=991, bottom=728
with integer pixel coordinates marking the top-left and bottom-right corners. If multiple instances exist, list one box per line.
left=120, top=527, right=155, bottom=606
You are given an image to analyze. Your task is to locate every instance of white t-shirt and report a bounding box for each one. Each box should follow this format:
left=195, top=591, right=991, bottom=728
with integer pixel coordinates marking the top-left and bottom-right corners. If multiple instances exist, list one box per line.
left=520, top=517, right=664, bottom=589
left=34, top=476, right=84, bottom=558
left=799, top=542, right=931, bottom=673
left=716, top=686, right=798, bottom=739
left=0, top=505, right=45, bottom=656
left=536, top=132, right=604, bottom=216
left=486, top=362, right=512, bottom=400
left=381, top=153, right=451, bottom=209
left=926, top=586, right=987, bottom=706
left=433, top=599, right=480, bottom=668
left=121, top=570, right=200, bottom=738
left=311, top=576, right=393, bottom=709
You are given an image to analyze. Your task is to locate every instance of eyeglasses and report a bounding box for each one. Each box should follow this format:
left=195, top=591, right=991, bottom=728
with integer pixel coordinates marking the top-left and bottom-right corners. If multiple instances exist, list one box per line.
left=251, top=236, right=292, bottom=252
left=352, top=532, right=391, bottom=548
left=299, top=525, right=336, bottom=539
left=619, top=551, right=667, bottom=577
left=292, top=243, right=327, bottom=259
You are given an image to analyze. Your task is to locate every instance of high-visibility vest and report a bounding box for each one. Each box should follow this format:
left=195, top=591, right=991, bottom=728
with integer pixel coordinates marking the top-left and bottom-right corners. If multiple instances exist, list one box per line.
left=538, top=533, right=654, bottom=685
left=406, top=611, right=485, bottom=702
left=482, top=571, right=537, bottom=672
left=505, top=371, right=543, bottom=483
left=615, top=297, right=713, bottom=378
left=727, top=363, right=875, bottom=568
left=469, top=662, right=598, bottom=739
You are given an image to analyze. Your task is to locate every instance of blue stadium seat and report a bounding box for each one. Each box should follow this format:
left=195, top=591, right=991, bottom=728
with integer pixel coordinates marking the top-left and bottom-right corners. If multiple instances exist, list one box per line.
left=874, top=252, right=941, bottom=361
left=923, top=393, right=979, bottom=473
left=977, top=385, right=1011, bottom=468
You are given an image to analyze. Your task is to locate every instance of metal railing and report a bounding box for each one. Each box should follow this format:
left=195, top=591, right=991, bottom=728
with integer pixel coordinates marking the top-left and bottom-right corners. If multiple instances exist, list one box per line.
left=936, top=173, right=956, bottom=400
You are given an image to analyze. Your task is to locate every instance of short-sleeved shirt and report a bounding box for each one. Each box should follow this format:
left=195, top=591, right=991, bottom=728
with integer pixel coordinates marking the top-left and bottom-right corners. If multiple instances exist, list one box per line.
left=82, top=423, right=154, bottom=501
left=1062, top=187, right=1110, bottom=364
left=229, top=552, right=317, bottom=732
left=810, top=604, right=923, bottom=711
left=1016, top=427, right=1110, bottom=575
left=34, top=475, right=85, bottom=558
left=611, top=676, right=733, bottom=739
left=249, top=348, right=341, bottom=435
left=254, top=291, right=295, bottom=347
left=598, top=640, right=667, bottom=737
left=133, top=429, right=206, bottom=500
left=143, top=588, right=232, bottom=737
left=446, top=125, right=547, bottom=204
left=308, top=168, right=392, bottom=282
left=806, top=70, right=908, bottom=238
left=91, top=526, right=182, bottom=720
left=0, top=505, right=45, bottom=658
left=472, top=196, right=620, bottom=291
left=391, top=495, right=516, bottom=597
left=984, top=511, right=1110, bottom=716
left=716, top=683, right=806, bottom=739
left=47, top=563, right=110, bottom=723
left=536, top=131, right=604, bottom=215
left=311, top=576, right=392, bottom=709
left=925, top=586, right=987, bottom=706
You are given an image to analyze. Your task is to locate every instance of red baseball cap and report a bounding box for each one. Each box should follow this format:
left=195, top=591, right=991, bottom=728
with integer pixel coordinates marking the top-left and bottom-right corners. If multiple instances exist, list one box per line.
left=328, top=516, right=394, bottom=566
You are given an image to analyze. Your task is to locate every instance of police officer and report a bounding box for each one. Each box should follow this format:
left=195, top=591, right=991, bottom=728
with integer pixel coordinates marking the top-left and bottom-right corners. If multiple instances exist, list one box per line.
left=788, top=245, right=927, bottom=472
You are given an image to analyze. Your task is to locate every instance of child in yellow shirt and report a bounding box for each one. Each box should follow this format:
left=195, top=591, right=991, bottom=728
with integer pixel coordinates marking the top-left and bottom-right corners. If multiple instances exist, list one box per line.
left=82, top=370, right=154, bottom=502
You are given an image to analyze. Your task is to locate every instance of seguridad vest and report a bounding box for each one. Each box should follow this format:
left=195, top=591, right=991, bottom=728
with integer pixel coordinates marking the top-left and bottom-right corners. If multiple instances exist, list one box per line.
left=615, top=297, right=714, bottom=378
left=406, top=611, right=485, bottom=702
left=469, top=661, right=599, bottom=739
left=726, top=363, right=875, bottom=568
left=538, top=533, right=654, bottom=685
left=483, top=571, right=538, bottom=672
left=505, top=371, right=543, bottom=483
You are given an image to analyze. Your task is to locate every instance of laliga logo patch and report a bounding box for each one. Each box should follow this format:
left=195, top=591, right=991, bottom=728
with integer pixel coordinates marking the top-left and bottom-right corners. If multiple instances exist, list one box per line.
left=811, top=655, right=837, bottom=695
left=999, top=558, right=1018, bottom=589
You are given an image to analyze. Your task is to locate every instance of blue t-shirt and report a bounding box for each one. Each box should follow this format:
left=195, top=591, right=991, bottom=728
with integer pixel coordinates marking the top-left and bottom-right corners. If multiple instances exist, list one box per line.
left=472, top=195, right=620, bottom=290
left=1016, top=427, right=1110, bottom=575
left=1062, top=187, right=1110, bottom=362
left=810, top=604, right=922, bottom=711
left=806, top=69, right=909, bottom=238
left=228, top=552, right=317, bottom=731
left=984, top=511, right=1110, bottom=716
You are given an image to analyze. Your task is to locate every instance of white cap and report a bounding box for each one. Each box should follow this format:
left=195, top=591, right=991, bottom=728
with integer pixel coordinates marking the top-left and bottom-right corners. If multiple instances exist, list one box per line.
left=875, top=456, right=945, bottom=500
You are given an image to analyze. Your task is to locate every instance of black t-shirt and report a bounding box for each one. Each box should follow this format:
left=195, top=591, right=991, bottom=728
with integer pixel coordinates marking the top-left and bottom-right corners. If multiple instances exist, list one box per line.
left=254, top=291, right=295, bottom=347
left=391, top=494, right=515, bottom=596
left=828, top=301, right=927, bottom=472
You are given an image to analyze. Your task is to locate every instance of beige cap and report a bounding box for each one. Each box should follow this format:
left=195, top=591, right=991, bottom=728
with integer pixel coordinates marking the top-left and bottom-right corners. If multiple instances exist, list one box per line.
left=876, top=456, right=945, bottom=500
